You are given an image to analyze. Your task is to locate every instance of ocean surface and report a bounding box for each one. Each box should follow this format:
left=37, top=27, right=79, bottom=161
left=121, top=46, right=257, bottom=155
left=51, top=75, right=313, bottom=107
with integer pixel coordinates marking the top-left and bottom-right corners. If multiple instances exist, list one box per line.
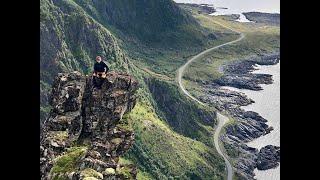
left=222, top=62, right=280, bottom=180
left=174, top=0, right=280, bottom=22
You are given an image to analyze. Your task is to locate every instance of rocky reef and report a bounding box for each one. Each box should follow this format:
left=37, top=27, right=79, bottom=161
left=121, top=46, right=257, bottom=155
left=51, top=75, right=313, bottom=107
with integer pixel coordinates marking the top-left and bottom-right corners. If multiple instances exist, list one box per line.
left=215, top=53, right=279, bottom=90
left=40, top=71, right=139, bottom=180
left=256, top=145, right=280, bottom=170
left=200, top=54, right=280, bottom=143
left=225, top=143, right=280, bottom=179
left=198, top=53, right=280, bottom=179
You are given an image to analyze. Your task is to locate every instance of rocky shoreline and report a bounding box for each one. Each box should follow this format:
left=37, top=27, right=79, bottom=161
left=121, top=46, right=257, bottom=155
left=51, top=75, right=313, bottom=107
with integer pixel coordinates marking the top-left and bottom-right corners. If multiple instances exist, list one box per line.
left=243, top=12, right=280, bottom=26
left=215, top=53, right=279, bottom=90
left=177, top=3, right=216, bottom=14
left=199, top=53, right=280, bottom=179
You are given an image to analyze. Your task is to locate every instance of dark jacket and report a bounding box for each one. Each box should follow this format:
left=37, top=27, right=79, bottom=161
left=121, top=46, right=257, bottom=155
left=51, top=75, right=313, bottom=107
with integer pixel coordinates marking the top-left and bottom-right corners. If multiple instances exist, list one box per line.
left=94, top=61, right=109, bottom=73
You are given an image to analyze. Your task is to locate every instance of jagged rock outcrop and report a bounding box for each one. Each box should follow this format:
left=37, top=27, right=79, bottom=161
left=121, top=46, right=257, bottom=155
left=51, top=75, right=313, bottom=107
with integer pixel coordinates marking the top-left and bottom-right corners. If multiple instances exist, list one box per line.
left=223, top=135, right=280, bottom=180
left=214, top=54, right=280, bottom=90
left=256, top=145, right=280, bottom=170
left=199, top=54, right=279, bottom=144
left=40, top=0, right=130, bottom=123
left=40, top=71, right=139, bottom=180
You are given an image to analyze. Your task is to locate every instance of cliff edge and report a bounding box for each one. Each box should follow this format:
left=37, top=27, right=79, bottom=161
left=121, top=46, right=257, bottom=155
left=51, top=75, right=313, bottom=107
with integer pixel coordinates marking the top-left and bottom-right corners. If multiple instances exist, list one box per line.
left=40, top=71, right=139, bottom=180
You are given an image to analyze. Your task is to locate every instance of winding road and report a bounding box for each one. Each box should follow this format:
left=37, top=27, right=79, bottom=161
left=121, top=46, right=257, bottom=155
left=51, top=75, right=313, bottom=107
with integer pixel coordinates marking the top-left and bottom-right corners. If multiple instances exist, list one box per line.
left=176, top=19, right=245, bottom=180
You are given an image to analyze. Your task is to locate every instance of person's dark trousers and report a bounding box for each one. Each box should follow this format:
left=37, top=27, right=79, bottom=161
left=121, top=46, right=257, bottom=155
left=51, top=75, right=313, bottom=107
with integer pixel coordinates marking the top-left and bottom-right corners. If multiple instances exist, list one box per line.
left=93, top=76, right=105, bottom=89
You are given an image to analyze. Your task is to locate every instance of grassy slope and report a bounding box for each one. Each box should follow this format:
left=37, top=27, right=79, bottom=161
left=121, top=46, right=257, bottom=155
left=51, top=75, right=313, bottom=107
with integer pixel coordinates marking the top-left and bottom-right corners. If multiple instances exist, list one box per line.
left=146, top=78, right=217, bottom=145
left=73, top=0, right=206, bottom=47
left=123, top=100, right=225, bottom=179
left=76, top=0, right=199, bottom=45
left=41, top=0, right=230, bottom=179
left=123, top=67, right=226, bottom=179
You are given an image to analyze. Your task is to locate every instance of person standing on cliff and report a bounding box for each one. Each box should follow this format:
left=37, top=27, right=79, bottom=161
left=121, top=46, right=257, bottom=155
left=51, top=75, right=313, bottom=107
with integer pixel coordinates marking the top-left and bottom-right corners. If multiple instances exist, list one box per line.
left=93, top=55, right=109, bottom=89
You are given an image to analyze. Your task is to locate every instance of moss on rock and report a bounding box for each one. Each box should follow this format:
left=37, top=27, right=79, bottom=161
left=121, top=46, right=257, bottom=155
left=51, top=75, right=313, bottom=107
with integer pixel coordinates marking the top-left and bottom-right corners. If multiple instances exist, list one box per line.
left=50, top=146, right=88, bottom=174
left=116, top=166, right=134, bottom=179
left=80, top=168, right=103, bottom=179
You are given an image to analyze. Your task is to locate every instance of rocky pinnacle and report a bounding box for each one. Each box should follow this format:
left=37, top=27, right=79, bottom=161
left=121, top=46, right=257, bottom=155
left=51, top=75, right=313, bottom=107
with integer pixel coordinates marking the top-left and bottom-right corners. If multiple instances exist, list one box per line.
left=40, top=71, right=139, bottom=180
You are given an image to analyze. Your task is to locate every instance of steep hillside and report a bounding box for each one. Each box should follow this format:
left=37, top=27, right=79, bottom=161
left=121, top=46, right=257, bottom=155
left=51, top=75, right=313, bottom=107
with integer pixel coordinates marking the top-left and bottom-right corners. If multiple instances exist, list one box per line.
left=72, top=0, right=233, bottom=79
left=40, top=0, right=215, bottom=122
left=120, top=70, right=226, bottom=179
left=122, top=101, right=225, bottom=179
left=73, top=0, right=208, bottom=47
left=40, top=0, right=130, bottom=122
left=40, top=0, right=228, bottom=179
left=146, top=79, right=216, bottom=144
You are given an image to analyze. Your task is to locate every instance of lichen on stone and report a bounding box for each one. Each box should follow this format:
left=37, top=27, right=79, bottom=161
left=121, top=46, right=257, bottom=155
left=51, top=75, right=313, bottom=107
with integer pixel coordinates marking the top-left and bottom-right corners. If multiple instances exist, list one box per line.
left=80, top=168, right=103, bottom=179
left=116, top=166, right=135, bottom=179
left=104, top=167, right=116, bottom=175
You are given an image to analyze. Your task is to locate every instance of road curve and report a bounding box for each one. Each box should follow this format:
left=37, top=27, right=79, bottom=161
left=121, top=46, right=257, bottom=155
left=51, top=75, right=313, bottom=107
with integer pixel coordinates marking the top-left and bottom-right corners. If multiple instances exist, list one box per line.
left=214, top=113, right=233, bottom=180
left=176, top=20, right=245, bottom=180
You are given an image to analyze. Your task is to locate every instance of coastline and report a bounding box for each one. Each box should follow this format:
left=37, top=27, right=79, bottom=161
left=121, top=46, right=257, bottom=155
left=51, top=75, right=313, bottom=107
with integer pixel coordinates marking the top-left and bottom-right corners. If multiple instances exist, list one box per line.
left=199, top=53, right=280, bottom=179
left=224, top=62, right=280, bottom=180
left=175, top=2, right=280, bottom=179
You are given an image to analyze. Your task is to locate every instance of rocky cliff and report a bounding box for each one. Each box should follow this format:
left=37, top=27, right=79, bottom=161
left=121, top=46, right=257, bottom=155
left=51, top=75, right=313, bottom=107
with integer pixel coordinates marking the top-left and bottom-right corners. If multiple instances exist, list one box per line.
left=40, top=0, right=130, bottom=122
left=40, top=71, right=139, bottom=180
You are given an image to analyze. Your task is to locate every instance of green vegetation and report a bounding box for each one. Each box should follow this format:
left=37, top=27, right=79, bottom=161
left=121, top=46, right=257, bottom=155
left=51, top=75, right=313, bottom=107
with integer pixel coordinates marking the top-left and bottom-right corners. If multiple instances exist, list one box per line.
left=117, top=166, right=134, bottom=179
left=40, top=1, right=232, bottom=179
left=119, top=157, right=134, bottom=165
left=48, top=131, right=69, bottom=143
left=74, top=0, right=205, bottom=47
left=122, top=101, right=225, bottom=179
left=136, top=171, right=154, bottom=180
left=80, top=168, right=103, bottom=179
left=223, top=141, right=240, bottom=159
left=50, top=146, right=88, bottom=174
left=182, top=15, right=280, bottom=98
left=146, top=78, right=216, bottom=145
left=117, top=113, right=134, bottom=132
left=71, top=0, right=241, bottom=79
left=41, top=0, right=279, bottom=179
